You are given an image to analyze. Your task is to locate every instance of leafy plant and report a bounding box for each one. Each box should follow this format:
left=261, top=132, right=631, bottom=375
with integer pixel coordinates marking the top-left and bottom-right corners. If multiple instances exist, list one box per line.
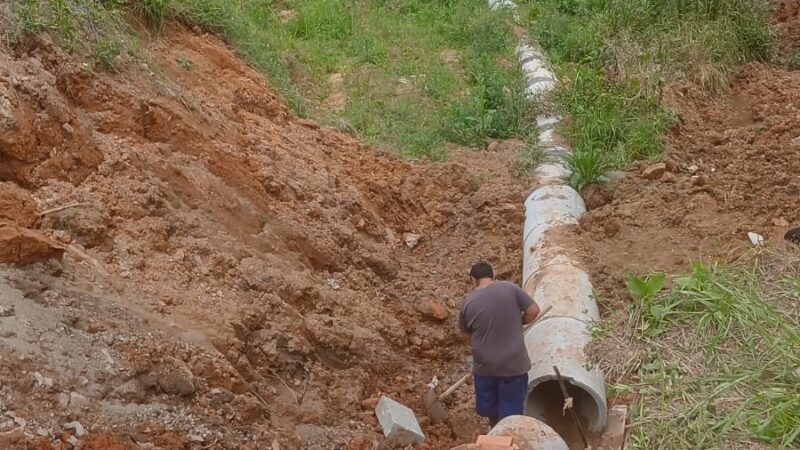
left=626, top=272, right=666, bottom=302
left=567, top=147, right=605, bottom=190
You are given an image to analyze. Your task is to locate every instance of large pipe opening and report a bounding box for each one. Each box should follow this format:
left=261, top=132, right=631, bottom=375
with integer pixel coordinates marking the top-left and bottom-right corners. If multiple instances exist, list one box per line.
left=526, top=379, right=602, bottom=448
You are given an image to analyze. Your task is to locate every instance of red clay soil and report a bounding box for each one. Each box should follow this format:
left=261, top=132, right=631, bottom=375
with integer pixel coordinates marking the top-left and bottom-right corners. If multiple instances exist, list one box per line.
left=0, top=25, right=534, bottom=450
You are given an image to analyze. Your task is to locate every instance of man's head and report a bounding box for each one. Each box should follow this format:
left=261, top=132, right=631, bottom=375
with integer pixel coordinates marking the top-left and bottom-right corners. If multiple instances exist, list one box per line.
left=469, top=261, right=494, bottom=288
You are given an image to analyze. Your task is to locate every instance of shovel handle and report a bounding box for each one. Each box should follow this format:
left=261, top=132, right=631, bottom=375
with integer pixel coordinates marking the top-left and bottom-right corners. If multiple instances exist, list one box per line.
left=437, top=304, right=553, bottom=403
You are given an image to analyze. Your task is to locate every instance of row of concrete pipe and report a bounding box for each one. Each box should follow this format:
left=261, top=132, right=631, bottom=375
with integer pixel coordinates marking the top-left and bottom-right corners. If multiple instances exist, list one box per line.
left=485, top=1, right=608, bottom=448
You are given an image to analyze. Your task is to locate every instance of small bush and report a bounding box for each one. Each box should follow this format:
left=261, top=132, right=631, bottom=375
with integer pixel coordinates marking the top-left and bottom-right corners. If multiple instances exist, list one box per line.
left=521, top=0, right=773, bottom=168
left=566, top=147, right=606, bottom=190
left=92, top=38, right=122, bottom=72
left=289, top=0, right=353, bottom=41
left=137, top=0, right=172, bottom=29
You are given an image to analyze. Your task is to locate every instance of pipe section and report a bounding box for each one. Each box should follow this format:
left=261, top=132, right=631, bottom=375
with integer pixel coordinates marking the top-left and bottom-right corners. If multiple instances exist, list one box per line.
left=488, top=0, right=609, bottom=439
left=488, top=416, right=569, bottom=450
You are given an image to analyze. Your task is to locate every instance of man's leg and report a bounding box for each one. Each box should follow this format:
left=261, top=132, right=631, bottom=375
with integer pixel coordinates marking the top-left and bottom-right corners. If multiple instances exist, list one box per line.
left=473, top=374, right=499, bottom=425
left=496, top=373, right=529, bottom=419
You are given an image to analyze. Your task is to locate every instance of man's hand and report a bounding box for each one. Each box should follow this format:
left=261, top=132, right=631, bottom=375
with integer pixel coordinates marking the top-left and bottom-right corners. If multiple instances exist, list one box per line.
left=522, top=302, right=541, bottom=325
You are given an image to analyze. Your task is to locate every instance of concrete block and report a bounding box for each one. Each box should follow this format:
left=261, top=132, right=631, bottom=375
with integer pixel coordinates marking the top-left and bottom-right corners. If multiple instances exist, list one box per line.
left=599, top=404, right=629, bottom=450
left=375, top=396, right=425, bottom=445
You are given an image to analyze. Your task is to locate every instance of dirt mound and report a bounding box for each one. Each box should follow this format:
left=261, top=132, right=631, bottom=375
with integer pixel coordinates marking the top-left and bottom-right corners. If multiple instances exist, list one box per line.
left=775, top=0, right=800, bottom=53
left=0, top=25, right=531, bottom=449
left=576, top=61, right=800, bottom=314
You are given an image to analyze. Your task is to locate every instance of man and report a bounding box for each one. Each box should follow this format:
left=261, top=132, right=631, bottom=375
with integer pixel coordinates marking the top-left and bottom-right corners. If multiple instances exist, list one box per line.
left=458, top=261, right=540, bottom=427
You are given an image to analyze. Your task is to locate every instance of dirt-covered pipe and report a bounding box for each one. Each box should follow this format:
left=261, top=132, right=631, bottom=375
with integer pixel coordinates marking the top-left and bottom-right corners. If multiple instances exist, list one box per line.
left=488, top=0, right=609, bottom=439
left=488, top=415, right=569, bottom=450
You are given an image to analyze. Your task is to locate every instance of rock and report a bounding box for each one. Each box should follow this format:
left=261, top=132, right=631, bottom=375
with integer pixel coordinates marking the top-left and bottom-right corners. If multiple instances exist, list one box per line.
left=157, top=366, right=196, bottom=396
left=36, top=427, right=49, bottom=437
left=661, top=172, right=677, bottom=183
left=189, top=434, right=205, bottom=443
left=486, top=141, right=500, bottom=152
left=13, top=417, right=26, bottom=428
left=67, top=435, right=79, bottom=446
left=410, top=336, right=423, bottom=347
left=58, top=392, right=70, bottom=408
left=0, top=305, right=14, bottom=317
left=375, top=396, right=425, bottom=445
left=0, top=225, right=66, bottom=265
left=691, top=175, right=705, bottom=186
left=747, top=232, right=765, bottom=246
left=403, top=233, right=423, bottom=249
left=418, top=299, right=449, bottom=321
left=687, top=165, right=699, bottom=174
left=773, top=217, right=789, bottom=227
left=69, top=392, right=88, bottom=409
left=34, top=372, right=54, bottom=389
left=0, top=182, right=41, bottom=228
left=0, top=420, right=13, bottom=430
left=641, top=163, right=667, bottom=180
left=603, top=171, right=626, bottom=184
left=326, top=278, right=341, bottom=290
left=64, top=421, right=86, bottom=437
left=360, top=397, right=380, bottom=410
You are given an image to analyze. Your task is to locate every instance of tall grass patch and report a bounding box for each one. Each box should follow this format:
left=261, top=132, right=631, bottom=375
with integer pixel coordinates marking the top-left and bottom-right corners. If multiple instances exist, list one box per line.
left=7, top=0, right=535, bottom=160
left=519, top=0, right=774, bottom=186
left=623, top=252, right=800, bottom=449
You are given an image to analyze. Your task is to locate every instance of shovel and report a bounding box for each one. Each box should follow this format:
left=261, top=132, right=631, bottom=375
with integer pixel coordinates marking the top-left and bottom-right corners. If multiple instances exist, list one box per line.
left=424, top=304, right=553, bottom=423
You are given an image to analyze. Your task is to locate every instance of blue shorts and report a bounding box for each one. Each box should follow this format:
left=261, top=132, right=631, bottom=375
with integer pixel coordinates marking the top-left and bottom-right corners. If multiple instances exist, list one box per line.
left=473, top=373, right=528, bottom=419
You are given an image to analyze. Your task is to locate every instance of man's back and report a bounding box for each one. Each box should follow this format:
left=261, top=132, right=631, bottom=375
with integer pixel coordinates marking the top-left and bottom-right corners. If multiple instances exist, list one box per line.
left=459, top=280, right=533, bottom=377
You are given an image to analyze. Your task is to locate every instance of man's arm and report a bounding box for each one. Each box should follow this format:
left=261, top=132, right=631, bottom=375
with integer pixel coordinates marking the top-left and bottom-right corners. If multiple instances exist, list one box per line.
left=516, top=285, right=540, bottom=325
left=522, top=301, right=540, bottom=325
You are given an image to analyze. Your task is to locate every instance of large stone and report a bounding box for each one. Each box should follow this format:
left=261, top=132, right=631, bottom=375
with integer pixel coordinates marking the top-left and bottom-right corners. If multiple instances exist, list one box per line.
left=641, top=163, right=667, bottom=180
left=0, top=224, right=65, bottom=265
left=375, top=396, right=424, bottom=445
left=0, top=182, right=40, bottom=227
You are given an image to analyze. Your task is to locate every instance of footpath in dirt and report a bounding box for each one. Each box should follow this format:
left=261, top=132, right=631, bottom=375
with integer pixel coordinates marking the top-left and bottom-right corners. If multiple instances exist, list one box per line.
left=0, top=26, right=534, bottom=449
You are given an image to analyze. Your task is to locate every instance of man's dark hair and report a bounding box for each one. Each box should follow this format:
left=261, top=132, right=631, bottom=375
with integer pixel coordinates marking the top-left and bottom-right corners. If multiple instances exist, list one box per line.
left=470, top=262, right=494, bottom=280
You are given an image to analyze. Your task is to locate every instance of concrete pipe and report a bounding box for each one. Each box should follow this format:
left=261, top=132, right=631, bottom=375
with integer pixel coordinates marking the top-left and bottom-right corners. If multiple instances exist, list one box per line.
left=488, top=415, right=569, bottom=450
left=486, top=0, right=609, bottom=443
left=524, top=318, right=607, bottom=434
left=523, top=264, right=599, bottom=324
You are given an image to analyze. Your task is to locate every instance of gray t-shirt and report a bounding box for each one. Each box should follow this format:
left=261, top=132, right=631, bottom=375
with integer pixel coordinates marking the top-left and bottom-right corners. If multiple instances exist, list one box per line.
left=458, top=281, right=535, bottom=377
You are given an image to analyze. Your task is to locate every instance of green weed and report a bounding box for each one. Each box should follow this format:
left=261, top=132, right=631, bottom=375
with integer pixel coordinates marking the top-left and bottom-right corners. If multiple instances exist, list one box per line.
left=137, top=0, right=172, bottom=30
left=92, top=37, right=122, bottom=72
left=512, top=140, right=543, bottom=178
left=785, top=50, right=800, bottom=71
left=175, top=56, right=193, bottom=70
left=8, top=0, right=532, bottom=160
left=520, top=0, right=773, bottom=169
left=625, top=256, right=800, bottom=448
left=566, top=147, right=606, bottom=190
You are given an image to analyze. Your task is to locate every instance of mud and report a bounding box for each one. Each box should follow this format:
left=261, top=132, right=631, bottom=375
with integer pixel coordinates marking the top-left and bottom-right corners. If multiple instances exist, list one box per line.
left=0, top=26, right=533, bottom=449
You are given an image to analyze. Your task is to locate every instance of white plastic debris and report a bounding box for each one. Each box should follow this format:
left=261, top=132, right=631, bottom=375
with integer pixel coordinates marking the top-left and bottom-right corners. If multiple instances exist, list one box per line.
left=747, top=232, right=765, bottom=246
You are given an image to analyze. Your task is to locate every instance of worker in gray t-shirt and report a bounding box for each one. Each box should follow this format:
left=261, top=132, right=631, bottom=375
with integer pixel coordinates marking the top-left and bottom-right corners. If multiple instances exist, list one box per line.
left=458, top=261, right=541, bottom=427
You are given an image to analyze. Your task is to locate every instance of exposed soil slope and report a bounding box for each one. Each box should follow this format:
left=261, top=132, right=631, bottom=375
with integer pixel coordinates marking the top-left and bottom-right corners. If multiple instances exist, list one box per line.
left=0, top=26, right=533, bottom=449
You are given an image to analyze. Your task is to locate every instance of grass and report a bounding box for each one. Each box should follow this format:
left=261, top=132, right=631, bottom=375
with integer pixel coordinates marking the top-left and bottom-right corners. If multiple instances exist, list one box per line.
left=518, top=0, right=774, bottom=188
left=622, top=250, right=800, bottom=449
left=6, top=0, right=536, bottom=160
